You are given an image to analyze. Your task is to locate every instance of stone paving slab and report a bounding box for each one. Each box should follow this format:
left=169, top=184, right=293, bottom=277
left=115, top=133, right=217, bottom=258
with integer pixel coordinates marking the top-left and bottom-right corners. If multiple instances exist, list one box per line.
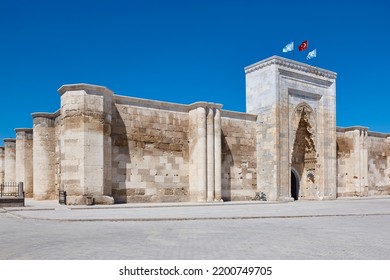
left=2, top=196, right=390, bottom=222
left=1, top=197, right=390, bottom=259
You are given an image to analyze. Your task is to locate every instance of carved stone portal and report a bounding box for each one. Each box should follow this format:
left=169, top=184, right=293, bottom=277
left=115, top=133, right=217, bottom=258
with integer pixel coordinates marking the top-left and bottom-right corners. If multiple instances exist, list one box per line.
left=291, top=104, right=317, bottom=199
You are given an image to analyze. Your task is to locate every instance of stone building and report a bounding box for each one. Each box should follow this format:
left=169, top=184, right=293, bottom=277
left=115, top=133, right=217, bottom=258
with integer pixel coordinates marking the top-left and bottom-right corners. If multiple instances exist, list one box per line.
left=1, top=56, right=389, bottom=205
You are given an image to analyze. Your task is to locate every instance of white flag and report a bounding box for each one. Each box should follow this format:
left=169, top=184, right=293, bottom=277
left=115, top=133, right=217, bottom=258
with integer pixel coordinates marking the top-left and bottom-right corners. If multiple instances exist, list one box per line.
left=306, top=49, right=317, bottom=59
left=282, top=41, right=294, bottom=52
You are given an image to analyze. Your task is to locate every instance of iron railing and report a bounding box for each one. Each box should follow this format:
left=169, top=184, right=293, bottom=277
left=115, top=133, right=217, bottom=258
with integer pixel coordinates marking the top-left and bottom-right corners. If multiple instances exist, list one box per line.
left=0, top=182, right=24, bottom=197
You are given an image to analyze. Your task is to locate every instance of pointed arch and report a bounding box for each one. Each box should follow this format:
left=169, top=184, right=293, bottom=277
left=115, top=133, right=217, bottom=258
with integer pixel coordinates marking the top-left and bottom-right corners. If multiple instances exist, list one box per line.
left=290, top=102, right=317, bottom=199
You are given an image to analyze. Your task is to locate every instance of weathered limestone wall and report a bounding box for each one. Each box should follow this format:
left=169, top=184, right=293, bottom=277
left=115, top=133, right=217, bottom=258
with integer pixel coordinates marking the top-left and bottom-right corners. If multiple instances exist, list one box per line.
left=15, top=129, right=33, bottom=197
left=54, top=113, right=61, bottom=198
left=58, top=84, right=113, bottom=205
left=111, top=95, right=190, bottom=203
left=221, top=111, right=257, bottom=201
left=0, top=147, right=4, bottom=184
left=336, top=128, right=390, bottom=197
left=32, top=113, right=58, bottom=199
left=336, top=127, right=368, bottom=197
left=246, top=62, right=279, bottom=200
left=336, top=128, right=366, bottom=196
left=4, top=139, right=16, bottom=183
left=366, top=133, right=390, bottom=196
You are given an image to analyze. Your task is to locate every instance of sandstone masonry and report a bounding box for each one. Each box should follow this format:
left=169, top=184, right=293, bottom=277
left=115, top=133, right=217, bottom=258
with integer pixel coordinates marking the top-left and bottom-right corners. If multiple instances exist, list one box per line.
left=1, top=56, right=389, bottom=205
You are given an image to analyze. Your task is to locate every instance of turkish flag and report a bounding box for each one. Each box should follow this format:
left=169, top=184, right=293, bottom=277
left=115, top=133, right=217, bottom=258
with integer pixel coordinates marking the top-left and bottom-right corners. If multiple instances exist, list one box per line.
left=298, top=40, right=308, bottom=51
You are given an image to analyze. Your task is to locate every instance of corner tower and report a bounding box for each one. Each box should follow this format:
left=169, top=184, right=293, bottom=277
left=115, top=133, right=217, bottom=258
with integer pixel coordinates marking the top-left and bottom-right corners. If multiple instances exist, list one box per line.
left=58, top=84, right=114, bottom=205
left=245, top=56, right=337, bottom=201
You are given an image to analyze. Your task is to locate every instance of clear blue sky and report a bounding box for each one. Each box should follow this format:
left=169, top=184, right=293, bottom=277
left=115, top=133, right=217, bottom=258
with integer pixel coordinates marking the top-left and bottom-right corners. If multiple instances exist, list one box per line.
left=0, top=0, right=389, bottom=145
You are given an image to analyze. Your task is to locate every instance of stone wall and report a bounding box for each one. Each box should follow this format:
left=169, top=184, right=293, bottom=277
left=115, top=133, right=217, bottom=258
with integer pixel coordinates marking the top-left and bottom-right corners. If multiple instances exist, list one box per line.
left=337, top=127, right=390, bottom=197
left=111, top=95, right=190, bottom=203
left=367, top=133, right=390, bottom=196
left=336, top=128, right=368, bottom=197
left=54, top=113, right=61, bottom=198
left=221, top=111, right=257, bottom=201
left=0, top=147, right=4, bottom=184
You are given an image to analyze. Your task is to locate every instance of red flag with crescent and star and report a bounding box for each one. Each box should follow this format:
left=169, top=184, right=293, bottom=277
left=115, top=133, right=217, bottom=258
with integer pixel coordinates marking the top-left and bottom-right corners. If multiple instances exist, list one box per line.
left=298, top=40, right=308, bottom=51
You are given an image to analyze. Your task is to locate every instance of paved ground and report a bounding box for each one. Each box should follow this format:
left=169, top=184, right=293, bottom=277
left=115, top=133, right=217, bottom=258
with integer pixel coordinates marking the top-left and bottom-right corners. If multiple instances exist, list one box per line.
left=1, top=197, right=390, bottom=259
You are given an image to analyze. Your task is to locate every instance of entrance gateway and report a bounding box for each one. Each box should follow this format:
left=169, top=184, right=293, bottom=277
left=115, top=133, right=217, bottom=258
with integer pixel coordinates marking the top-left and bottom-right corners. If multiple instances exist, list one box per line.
left=245, top=56, right=337, bottom=201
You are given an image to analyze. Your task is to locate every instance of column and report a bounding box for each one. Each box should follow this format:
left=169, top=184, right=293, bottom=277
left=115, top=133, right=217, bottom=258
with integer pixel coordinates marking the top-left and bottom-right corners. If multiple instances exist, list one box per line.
left=15, top=129, right=34, bottom=197
left=198, top=107, right=207, bottom=202
left=351, top=128, right=368, bottom=196
left=206, top=107, right=215, bottom=202
left=322, top=82, right=337, bottom=199
left=189, top=104, right=207, bottom=202
left=4, top=139, right=16, bottom=182
left=0, top=147, right=4, bottom=184
left=189, top=103, right=222, bottom=203
left=58, top=84, right=113, bottom=205
left=214, top=108, right=222, bottom=201
left=32, top=114, right=56, bottom=200
left=360, top=130, right=368, bottom=196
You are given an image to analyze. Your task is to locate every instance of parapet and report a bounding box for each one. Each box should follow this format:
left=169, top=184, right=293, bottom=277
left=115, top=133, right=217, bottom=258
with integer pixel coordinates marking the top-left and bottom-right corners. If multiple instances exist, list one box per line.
left=337, top=126, right=390, bottom=138
left=32, top=110, right=60, bottom=127
left=58, top=83, right=114, bottom=96
left=244, top=55, right=337, bottom=80
left=15, top=128, right=33, bottom=140
left=3, top=138, right=16, bottom=145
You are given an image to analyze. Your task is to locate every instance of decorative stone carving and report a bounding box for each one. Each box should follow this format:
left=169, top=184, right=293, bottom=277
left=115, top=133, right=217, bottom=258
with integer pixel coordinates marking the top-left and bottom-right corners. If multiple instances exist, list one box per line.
left=291, top=103, right=318, bottom=198
left=291, top=104, right=316, bottom=163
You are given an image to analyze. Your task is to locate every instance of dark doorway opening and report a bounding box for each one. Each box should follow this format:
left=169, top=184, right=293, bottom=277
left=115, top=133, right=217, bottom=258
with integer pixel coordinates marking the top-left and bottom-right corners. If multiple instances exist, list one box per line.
left=291, top=170, right=299, bottom=200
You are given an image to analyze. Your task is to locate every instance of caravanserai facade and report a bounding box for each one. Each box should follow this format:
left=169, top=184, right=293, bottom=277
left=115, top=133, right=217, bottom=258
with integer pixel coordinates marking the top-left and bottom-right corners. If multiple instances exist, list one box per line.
left=1, top=56, right=389, bottom=205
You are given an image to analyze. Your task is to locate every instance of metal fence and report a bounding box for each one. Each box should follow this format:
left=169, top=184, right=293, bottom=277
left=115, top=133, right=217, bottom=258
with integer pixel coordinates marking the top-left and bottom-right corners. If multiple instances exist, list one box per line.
left=0, top=182, right=24, bottom=197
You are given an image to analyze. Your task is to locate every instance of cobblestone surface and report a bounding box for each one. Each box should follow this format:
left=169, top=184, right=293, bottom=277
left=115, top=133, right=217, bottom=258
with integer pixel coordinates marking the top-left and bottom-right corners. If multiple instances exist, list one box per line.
left=1, top=197, right=389, bottom=259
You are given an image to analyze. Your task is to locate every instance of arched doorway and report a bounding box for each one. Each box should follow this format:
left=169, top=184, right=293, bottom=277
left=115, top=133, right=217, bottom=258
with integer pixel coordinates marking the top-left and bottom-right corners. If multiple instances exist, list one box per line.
left=291, top=168, right=299, bottom=200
